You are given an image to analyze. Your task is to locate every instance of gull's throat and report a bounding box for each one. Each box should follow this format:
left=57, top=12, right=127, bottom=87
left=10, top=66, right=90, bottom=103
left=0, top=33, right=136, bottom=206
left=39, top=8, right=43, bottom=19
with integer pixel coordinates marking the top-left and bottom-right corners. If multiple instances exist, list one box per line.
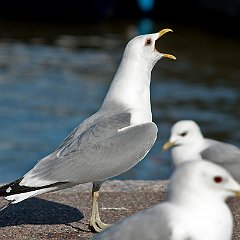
left=101, top=57, right=153, bottom=124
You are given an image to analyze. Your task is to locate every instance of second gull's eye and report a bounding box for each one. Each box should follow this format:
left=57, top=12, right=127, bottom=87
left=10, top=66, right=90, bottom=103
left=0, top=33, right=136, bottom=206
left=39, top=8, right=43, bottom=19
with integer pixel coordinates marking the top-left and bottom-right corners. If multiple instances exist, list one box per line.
left=180, top=131, right=188, bottom=137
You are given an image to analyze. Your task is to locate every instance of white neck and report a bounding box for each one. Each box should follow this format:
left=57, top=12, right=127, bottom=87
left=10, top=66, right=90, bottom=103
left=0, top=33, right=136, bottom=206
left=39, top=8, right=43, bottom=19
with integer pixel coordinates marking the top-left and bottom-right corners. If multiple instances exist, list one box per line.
left=101, top=54, right=153, bottom=125
left=172, top=138, right=205, bottom=165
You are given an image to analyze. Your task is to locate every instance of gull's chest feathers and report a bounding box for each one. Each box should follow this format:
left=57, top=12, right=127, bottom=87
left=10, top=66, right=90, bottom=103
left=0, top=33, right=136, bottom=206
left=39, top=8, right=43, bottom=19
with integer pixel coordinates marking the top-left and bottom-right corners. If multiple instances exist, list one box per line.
left=102, top=57, right=153, bottom=125
left=104, top=81, right=152, bottom=125
left=127, top=87, right=152, bottom=125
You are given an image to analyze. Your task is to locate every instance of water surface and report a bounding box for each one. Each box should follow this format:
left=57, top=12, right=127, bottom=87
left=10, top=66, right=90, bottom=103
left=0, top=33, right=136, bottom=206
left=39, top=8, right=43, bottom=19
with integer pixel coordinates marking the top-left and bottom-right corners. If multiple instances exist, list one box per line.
left=0, top=21, right=239, bottom=182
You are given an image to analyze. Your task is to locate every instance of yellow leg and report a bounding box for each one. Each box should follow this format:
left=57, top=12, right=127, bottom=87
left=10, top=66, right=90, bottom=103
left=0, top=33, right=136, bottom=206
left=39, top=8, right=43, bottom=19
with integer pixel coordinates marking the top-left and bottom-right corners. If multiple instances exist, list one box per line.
left=89, top=182, right=111, bottom=232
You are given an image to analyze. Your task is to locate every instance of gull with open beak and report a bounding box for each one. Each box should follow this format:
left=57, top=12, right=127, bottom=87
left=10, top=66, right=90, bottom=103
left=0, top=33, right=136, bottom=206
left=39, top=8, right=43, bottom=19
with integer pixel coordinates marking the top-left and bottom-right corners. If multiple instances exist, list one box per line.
left=0, top=29, right=175, bottom=232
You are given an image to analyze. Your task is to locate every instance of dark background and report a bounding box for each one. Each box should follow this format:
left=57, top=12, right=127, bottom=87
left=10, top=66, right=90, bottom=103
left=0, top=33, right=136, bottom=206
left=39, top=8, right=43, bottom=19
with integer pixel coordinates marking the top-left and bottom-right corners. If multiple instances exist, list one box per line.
left=0, top=0, right=239, bottom=35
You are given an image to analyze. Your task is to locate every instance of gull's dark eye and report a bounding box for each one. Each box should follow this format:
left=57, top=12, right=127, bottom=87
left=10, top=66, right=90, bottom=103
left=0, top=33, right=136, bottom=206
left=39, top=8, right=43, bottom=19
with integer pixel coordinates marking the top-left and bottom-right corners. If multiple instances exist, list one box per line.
left=145, top=38, right=152, bottom=46
left=180, top=131, right=188, bottom=137
left=214, top=176, right=223, bottom=183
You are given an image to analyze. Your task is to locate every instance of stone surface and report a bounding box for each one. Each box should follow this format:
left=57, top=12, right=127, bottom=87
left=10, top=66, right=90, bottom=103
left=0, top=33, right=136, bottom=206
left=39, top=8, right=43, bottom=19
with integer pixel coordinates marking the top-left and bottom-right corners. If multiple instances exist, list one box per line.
left=0, top=180, right=240, bottom=240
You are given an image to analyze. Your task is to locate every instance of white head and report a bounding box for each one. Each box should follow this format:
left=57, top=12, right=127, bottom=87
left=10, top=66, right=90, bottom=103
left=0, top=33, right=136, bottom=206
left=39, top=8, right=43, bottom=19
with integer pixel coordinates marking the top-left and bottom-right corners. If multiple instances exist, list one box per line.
left=169, top=160, right=240, bottom=204
left=163, top=120, right=204, bottom=151
left=123, top=29, right=176, bottom=70
left=101, top=29, right=176, bottom=124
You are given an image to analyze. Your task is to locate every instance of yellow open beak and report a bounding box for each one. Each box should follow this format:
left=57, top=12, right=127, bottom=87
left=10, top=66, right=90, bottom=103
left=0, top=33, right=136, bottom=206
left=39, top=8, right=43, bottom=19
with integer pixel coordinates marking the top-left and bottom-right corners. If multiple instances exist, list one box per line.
left=158, top=29, right=173, bottom=37
left=162, top=141, right=175, bottom=151
left=156, top=29, right=176, bottom=60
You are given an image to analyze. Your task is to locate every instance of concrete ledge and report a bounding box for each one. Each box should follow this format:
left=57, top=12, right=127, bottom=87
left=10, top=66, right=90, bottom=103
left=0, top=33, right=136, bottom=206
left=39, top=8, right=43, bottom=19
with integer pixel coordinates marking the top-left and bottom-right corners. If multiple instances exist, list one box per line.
left=0, top=180, right=239, bottom=240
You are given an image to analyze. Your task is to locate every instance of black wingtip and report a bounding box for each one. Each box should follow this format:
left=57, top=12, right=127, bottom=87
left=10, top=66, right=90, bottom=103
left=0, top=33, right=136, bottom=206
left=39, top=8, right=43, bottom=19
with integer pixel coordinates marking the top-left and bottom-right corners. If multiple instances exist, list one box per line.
left=0, top=178, right=67, bottom=197
left=0, top=178, right=23, bottom=197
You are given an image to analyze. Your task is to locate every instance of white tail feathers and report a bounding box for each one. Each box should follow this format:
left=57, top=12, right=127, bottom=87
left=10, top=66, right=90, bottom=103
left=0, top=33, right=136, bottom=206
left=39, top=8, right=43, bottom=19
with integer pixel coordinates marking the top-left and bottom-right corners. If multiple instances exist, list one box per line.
left=4, top=187, right=57, bottom=204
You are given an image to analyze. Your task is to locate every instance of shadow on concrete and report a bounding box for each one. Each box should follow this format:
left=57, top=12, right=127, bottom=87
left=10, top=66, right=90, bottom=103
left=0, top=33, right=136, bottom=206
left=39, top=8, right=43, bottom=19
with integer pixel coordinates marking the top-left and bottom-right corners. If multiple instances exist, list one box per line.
left=0, top=197, right=83, bottom=227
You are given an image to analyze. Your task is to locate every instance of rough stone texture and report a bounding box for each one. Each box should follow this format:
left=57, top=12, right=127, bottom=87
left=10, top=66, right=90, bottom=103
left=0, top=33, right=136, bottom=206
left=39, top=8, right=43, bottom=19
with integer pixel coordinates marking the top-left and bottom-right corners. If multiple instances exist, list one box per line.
left=0, top=180, right=239, bottom=240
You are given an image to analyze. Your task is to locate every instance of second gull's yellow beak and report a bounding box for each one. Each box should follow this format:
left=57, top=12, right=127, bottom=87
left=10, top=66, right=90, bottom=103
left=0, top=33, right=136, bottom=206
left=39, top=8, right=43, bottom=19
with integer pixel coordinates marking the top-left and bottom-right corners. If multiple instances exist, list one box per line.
left=162, top=140, right=175, bottom=151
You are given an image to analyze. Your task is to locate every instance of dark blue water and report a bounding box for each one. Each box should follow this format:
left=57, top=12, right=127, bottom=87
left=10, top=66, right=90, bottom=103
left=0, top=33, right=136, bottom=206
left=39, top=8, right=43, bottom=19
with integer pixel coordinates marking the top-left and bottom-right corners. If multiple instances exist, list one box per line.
left=0, top=22, right=239, bottom=183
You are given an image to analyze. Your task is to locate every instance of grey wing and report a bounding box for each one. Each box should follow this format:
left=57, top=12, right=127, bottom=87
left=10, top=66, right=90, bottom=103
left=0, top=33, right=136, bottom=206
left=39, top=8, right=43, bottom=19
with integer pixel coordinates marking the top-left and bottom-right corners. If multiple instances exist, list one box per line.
left=58, top=112, right=132, bottom=156
left=201, top=140, right=240, bottom=180
left=57, top=112, right=131, bottom=153
left=201, top=140, right=240, bottom=164
left=21, top=113, right=157, bottom=186
left=93, top=204, right=173, bottom=240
